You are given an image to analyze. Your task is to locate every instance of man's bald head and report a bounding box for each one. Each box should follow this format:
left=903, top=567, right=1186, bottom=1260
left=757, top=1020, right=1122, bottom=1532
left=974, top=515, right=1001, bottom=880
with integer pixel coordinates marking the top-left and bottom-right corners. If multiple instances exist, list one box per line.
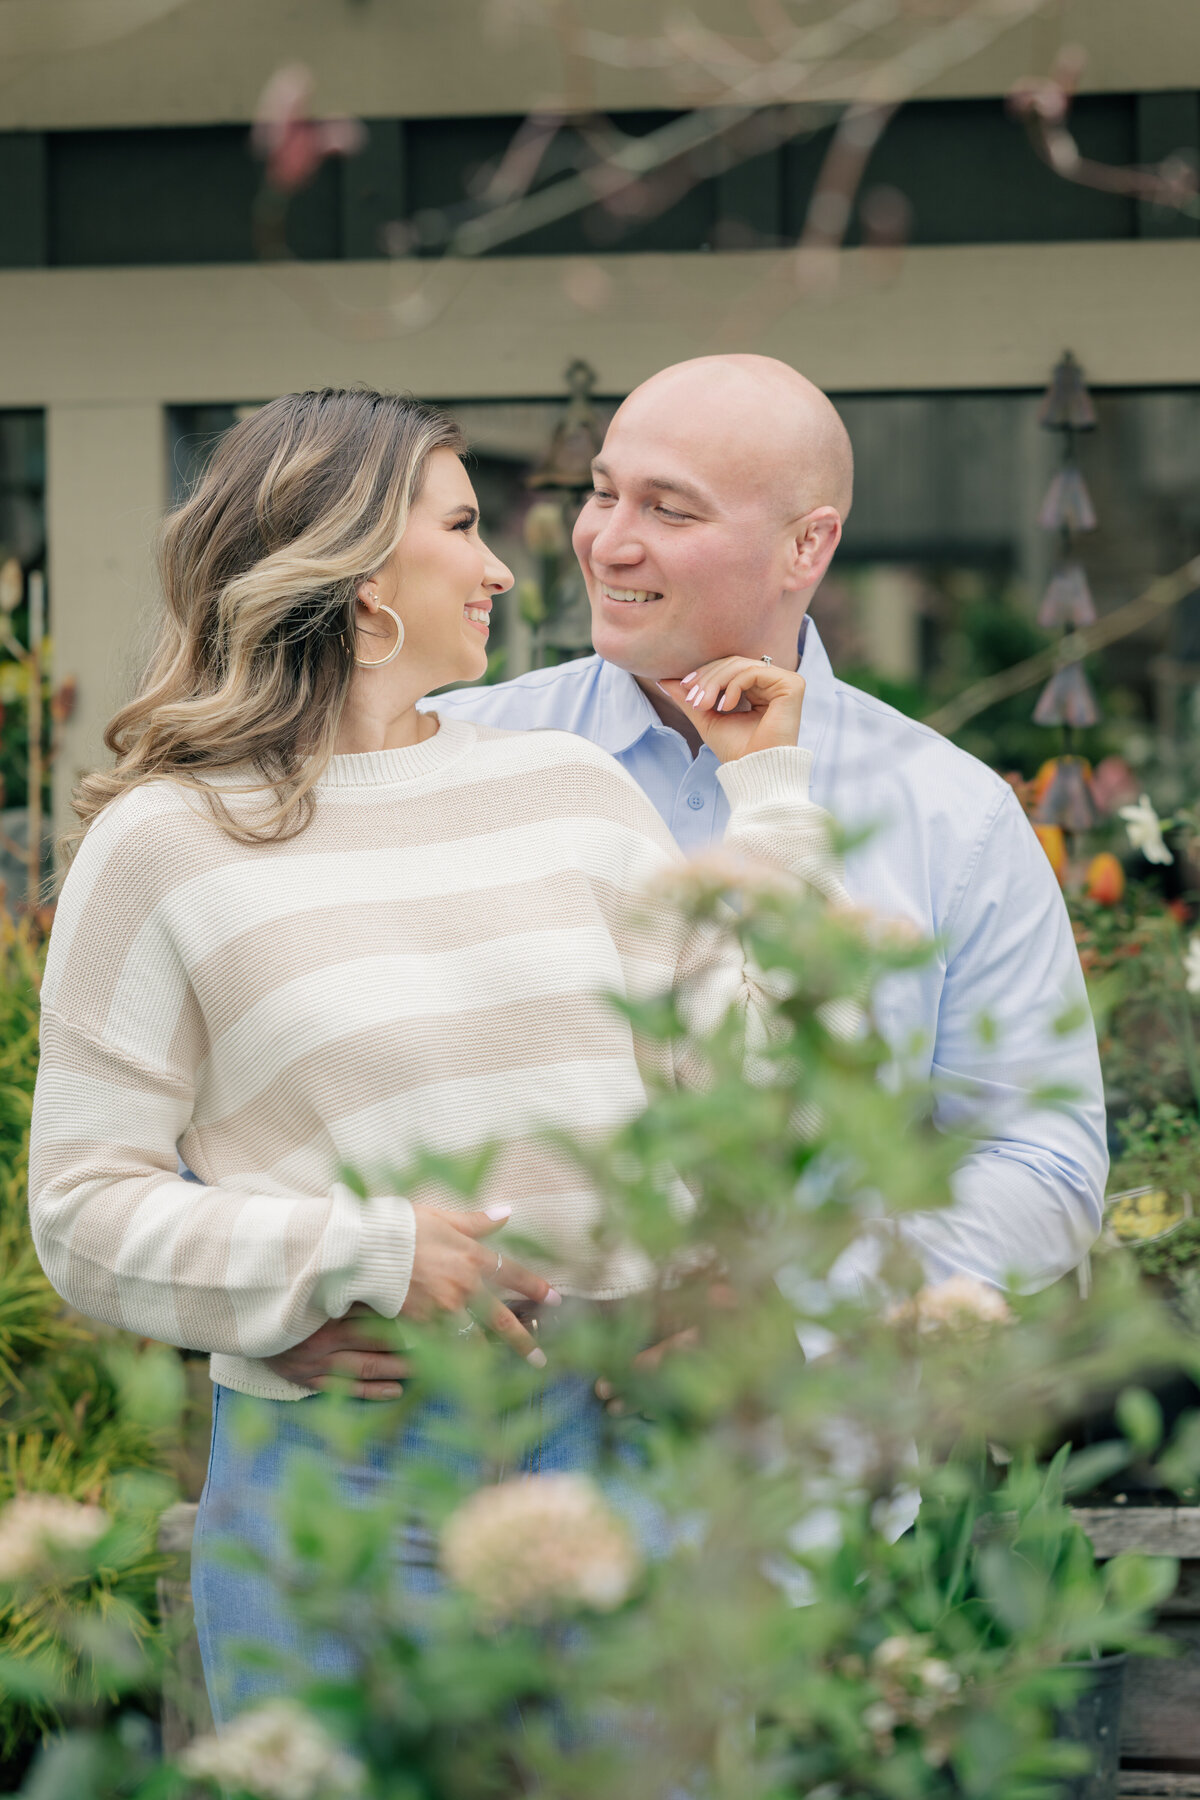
left=614, top=354, right=853, bottom=522
left=574, top=352, right=853, bottom=682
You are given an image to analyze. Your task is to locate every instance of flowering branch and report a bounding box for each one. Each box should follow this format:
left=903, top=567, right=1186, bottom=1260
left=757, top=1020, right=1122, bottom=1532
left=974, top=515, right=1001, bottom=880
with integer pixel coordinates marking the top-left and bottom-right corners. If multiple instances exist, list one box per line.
left=253, top=0, right=1057, bottom=341
left=1008, top=46, right=1200, bottom=218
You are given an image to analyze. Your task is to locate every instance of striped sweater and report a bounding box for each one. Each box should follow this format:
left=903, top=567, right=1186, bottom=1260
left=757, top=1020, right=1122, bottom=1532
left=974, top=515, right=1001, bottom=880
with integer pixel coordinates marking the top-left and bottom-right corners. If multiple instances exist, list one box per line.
left=30, top=719, right=843, bottom=1400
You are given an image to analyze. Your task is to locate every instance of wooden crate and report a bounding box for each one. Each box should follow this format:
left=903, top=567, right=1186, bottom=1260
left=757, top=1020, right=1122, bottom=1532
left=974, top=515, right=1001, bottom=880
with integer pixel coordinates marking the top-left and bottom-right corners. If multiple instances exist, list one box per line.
left=1075, top=1508, right=1200, bottom=1773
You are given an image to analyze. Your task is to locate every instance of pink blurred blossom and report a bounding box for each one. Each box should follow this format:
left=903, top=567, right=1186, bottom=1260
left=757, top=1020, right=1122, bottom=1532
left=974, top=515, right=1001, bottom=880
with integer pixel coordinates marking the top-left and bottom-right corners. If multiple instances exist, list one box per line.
left=252, top=65, right=366, bottom=195
left=1090, top=755, right=1141, bottom=815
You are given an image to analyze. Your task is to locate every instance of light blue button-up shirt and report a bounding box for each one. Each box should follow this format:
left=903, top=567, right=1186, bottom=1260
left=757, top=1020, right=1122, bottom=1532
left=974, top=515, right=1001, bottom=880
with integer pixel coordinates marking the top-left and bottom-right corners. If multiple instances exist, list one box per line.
left=432, top=619, right=1106, bottom=1291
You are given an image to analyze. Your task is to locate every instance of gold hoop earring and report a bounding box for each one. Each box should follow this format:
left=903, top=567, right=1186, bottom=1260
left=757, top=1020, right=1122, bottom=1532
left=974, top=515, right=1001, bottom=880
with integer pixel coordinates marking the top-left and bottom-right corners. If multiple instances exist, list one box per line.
left=354, top=604, right=405, bottom=669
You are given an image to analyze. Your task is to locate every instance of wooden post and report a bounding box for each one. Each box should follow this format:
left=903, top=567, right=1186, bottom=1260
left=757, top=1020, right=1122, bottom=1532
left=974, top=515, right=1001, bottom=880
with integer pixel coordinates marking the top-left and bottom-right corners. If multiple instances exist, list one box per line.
left=156, top=1501, right=214, bottom=1752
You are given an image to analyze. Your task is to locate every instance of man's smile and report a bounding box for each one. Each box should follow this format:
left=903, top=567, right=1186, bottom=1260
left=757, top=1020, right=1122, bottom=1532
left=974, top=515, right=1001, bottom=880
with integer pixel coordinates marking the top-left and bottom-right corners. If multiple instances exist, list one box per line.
left=599, top=583, right=664, bottom=604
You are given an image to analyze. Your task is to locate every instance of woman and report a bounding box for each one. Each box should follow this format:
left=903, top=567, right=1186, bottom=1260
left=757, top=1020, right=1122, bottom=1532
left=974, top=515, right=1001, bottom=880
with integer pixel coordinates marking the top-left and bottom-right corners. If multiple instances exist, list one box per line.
left=29, top=388, right=845, bottom=1720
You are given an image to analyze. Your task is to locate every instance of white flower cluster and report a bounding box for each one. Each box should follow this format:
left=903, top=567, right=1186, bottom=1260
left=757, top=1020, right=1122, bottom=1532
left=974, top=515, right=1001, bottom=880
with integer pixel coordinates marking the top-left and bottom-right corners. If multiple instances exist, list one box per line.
left=890, top=1275, right=1013, bottom=1335
left=0, top=1492, right=109, bottom=1582
left=860, top=1634, right=963, bottom=1760
left=1185, top=936, right=1200, bottom=997
left=649, top=846, right=795, bottom=908
left=441, top=1472, right=641, bottom=1619
left=1118, top=794, right=1174, bottom=866
left=180, top=1700, right=364, bottom=1800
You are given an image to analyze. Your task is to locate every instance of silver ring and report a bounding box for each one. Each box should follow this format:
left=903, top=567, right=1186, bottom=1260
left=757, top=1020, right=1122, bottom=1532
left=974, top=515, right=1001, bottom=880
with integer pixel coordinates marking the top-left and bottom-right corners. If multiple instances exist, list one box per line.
left=494, top=1250, right=504, bottom=1277
left=760, top=655, right=773, bottom=666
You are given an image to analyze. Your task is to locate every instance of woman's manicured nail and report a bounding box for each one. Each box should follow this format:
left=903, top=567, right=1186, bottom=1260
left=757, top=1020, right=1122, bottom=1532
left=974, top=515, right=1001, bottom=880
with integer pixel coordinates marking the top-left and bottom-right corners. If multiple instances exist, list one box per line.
left=484, top=1204, right=512, bottom=1221
left=544, top=1287, right=563, bottom=1305
left=682, top=671, right=697, bottom=683
left=527, top=1347, right=548, bottom=1368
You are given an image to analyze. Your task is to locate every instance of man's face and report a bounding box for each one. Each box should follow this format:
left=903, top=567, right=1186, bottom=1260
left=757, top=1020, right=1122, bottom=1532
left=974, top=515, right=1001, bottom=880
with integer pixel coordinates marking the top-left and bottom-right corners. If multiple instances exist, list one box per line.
left=572, top=412, right=793, bottom=680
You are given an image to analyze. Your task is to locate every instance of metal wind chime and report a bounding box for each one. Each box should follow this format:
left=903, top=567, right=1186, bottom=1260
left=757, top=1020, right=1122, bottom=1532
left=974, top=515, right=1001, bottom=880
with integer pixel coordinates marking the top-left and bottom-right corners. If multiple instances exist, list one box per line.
left=1030, top=351, right=1102, bottom=848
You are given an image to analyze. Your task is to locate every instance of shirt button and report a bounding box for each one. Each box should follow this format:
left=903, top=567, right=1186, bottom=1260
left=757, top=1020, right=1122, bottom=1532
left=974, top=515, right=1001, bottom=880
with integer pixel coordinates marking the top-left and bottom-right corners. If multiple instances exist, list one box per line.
left=686, top=792, right=705, bottom=811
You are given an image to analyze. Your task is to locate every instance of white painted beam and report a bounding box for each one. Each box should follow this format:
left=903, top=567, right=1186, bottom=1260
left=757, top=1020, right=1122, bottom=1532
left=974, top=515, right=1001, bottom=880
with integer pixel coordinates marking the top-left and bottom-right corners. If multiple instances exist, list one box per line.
left=1, top=242, right=1197, bottom=411
left=45, top=402, right=168, bottom=827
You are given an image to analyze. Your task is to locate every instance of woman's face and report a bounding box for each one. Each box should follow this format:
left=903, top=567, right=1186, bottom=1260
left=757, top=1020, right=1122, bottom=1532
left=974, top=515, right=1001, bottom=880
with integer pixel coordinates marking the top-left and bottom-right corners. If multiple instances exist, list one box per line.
left=360, top=449, right=513, bottom=693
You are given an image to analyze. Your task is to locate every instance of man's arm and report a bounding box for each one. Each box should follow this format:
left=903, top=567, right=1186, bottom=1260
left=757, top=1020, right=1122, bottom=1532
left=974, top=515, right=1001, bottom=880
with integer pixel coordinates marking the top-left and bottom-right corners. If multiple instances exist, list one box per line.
left=898, top=786, right=1107, bottom=1291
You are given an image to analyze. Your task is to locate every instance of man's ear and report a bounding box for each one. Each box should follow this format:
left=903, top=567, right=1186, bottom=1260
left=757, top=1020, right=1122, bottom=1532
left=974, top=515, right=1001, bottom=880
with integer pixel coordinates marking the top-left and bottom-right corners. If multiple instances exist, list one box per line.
left=784, top=507, right=843, bottom=593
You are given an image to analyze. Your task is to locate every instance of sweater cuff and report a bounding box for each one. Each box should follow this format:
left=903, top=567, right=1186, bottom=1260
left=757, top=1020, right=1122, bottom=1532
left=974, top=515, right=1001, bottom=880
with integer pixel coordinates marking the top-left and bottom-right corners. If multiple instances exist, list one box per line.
left=716, top=745, right=813, bottom=812
left=348, top=1191, right=418, bottom=1318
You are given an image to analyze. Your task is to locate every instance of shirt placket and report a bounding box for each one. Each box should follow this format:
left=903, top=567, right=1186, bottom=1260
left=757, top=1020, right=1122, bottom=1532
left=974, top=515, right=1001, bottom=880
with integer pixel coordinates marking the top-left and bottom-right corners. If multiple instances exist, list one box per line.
left=670, top=747, right=722, bottom=850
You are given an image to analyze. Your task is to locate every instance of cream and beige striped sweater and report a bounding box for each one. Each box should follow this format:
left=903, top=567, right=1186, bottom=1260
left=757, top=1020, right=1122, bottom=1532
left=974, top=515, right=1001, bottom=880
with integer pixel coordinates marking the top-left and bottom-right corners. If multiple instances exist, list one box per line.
left=30, top=719, right=843, bottom=1400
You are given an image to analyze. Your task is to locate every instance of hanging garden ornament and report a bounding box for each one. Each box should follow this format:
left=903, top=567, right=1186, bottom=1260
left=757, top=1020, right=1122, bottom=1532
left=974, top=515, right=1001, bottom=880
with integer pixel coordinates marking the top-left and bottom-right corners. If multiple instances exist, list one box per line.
left=1037, top=561, right=1097, bottom=629
left=1031, top=753, right=1098, bottom=831
left=1038, top=464, right=1098, bottom=533
left=1038, top=350, right=1098, bottom=432
left=1032, top=663, right=1102, bottom=731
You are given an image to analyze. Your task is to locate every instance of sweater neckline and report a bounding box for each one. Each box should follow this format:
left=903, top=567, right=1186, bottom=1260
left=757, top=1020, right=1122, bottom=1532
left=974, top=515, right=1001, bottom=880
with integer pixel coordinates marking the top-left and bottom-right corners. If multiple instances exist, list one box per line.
left=318, top=714, right=476, bottom=789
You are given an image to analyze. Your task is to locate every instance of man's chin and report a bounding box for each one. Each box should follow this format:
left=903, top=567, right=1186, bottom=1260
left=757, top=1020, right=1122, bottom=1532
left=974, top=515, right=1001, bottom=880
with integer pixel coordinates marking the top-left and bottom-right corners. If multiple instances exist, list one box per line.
left=591, top=618, right=672, bottom=682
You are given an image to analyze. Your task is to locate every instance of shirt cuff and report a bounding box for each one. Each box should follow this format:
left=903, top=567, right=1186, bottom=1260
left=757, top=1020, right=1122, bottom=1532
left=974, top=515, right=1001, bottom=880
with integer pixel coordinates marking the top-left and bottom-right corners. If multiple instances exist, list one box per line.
left=716, top=745, right=814, bottom=812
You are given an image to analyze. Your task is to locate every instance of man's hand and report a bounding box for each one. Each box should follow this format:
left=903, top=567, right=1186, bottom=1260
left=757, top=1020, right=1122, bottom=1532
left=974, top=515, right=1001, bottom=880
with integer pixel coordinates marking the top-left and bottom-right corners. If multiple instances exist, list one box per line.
left=264, top=1303, right=411, bottom=1398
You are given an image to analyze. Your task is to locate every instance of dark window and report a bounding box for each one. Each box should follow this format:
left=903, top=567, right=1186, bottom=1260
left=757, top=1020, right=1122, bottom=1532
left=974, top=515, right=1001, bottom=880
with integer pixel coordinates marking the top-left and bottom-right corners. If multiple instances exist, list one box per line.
left=48, top=129, right=340, bottom=266
left=785, top=97, right=1138, bottom=245
left=405, top=112, right=715, bottom=255
left=0, top=96, right=1186, bottom=269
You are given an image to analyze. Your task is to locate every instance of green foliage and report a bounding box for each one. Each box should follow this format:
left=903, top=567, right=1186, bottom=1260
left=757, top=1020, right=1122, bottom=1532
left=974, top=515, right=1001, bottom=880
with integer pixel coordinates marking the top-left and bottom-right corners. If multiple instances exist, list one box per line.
left=1074, top=896, right=1200, bottom=1125
left=0, top=920, right=177, bottom=1775
left=9, top=885, right=1200, bottom=1800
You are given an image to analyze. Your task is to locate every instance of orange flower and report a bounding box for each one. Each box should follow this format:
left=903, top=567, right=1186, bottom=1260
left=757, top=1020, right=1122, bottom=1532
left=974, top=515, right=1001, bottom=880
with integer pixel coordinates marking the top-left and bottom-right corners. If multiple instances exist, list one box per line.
left=1033, top=824, right=1068, bottom=884
left=1031, top=759, right=1059, bottom=807
left=1085, top=852, right=1125, bottom=906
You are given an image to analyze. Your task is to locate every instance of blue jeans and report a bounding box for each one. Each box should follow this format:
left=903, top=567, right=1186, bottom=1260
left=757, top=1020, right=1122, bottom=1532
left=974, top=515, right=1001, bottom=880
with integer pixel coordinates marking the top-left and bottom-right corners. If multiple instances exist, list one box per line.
left=191, top=1374, right=659, bottom=1727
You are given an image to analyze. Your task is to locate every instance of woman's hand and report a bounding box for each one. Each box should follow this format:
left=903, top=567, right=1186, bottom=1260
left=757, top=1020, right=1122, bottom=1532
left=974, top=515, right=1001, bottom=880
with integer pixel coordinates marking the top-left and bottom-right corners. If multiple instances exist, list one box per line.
left=264, top=1205, right=558, bottom=1395
left=402, top=1203, right=557, bottom=1364
left=658, top=657, right=805, bottom=763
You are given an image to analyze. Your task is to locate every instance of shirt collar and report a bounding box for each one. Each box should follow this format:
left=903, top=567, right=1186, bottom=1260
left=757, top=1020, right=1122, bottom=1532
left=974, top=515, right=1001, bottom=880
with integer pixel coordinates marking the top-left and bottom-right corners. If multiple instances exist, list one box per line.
left=589, top=615, right=838, bottom=759
left=794, top=615, right=836, bottom=761
left=586, top=655, right=672, bottom=756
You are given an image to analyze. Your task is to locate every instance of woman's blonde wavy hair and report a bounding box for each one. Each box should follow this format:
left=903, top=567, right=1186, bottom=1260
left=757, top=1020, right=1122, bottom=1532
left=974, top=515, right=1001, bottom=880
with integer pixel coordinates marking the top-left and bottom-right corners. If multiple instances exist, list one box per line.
left=69, top=387, right=465, bottom=855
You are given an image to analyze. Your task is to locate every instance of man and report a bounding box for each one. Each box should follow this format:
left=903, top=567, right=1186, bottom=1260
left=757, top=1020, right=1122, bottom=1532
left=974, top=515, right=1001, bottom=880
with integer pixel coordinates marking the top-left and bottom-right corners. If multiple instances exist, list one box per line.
left=271, top=353, right=1105, bottom=1395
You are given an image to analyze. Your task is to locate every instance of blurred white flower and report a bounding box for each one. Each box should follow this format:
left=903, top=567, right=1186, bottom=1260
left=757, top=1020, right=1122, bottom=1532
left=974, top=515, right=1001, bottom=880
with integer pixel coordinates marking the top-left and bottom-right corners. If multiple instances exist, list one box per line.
left=918, top=1657, right=961, bottom=1695
left=0, top=1493, right=108, bottom=1582
left=1185, top=937, right=1200, bottom=996
left=890, top=1275, right=1013, bottom=1335
left=441, top=1473, right=641, bottom=1618
left=180, top=1700, right=363, bottom=1800
left=648, top=846, right=794, bottom=908
left=1118, top=794, right=1174, bottom=866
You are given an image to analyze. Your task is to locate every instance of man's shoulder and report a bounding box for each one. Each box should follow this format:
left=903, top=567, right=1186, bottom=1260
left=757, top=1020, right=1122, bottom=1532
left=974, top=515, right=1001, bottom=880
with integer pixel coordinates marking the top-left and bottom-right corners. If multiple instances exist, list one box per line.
left=470, top=719, right=625, bottom=776
left=829, top=674, right=1012, bottom=815
left=430, top=656, right=605, bottom=730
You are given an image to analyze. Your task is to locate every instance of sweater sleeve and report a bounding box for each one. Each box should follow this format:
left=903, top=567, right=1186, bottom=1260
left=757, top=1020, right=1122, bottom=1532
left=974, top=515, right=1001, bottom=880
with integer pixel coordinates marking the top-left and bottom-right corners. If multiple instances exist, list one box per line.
left=29, top=1008, right=417, bottom=1358
left=28, top=800, right=417, bottom=1360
